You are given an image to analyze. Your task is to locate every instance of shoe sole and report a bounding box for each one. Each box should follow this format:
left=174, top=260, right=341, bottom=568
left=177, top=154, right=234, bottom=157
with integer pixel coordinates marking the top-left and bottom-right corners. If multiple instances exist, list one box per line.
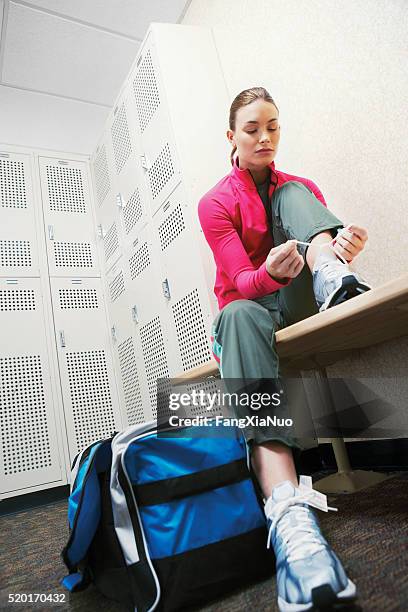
left=278, top=579, right=358, bottom=612
left=319, top=275, right=371, bottom=312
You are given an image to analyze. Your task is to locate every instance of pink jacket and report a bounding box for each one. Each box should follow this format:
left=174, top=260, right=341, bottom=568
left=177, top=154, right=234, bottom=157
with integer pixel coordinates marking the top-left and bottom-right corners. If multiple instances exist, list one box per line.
left=198, top=159, right=327, bottom=310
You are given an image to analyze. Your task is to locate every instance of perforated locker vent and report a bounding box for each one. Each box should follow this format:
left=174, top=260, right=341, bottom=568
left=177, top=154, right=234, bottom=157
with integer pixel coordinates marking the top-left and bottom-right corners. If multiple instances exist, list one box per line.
left=0, top=355, right=52, bottom=475
left=93, top=145, right=110, bottom=206
left=59, top=288, right=98, bottom=309
left=0, top=159, right=27, bottom=208
left=54, top=242, right=93, bottom=268
left=109, top=271, right=125, bottom=302
left=46, top=165, right=86, bottom=213
left=0, top=240, right=32, bottom=268
left=0, top=289, right=35, bottom=311
left=172, top=289, right=211, bottom=371
left=111, top=103, right=132, bottom=174
left=117, top=337, right=144, bottom=425
left=140, top=316, right=169, bottom=419
left=133, top=50, right=160, bottom=132
left=129, top=242, right=150, bottom=279
left=148, top=143, right=175, bottom=200
left=66, top=350, right=116, bottom=454
left=159, top=203, right=186, bottom=251
left=103, top=222, right=119, bottom=262
left=123, top=189, right=143, bottom=234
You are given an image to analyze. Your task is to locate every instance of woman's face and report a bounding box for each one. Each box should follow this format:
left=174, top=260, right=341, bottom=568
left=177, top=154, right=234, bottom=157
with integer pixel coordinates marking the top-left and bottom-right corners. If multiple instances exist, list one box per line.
left=227, top=99, right=280, bottom=171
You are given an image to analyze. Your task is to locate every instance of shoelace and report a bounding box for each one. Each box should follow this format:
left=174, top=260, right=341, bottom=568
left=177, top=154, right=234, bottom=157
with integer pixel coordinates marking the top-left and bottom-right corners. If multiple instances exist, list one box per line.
left=266, top=489, right=338, bottom=561
left=297, top=226, right=350, bottom=264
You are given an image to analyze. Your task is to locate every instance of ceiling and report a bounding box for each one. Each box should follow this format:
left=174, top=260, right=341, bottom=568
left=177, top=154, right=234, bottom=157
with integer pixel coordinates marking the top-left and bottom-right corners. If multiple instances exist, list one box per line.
left=0, top=0, right=192, bottom=107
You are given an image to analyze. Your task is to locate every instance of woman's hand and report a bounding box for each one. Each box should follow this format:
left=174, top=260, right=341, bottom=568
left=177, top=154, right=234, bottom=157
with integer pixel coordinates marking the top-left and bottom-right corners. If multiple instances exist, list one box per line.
left=266, top=240, right=304, bottom=281
left=333, top=224, right=368, bottom=263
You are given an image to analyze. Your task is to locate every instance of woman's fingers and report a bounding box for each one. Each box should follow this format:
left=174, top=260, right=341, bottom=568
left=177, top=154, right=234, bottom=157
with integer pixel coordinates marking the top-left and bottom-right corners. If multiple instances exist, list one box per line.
left=333, top=225, right=369, bottom=262
left=347, top=224, right=368, bottom=242
left=335, top=235, right=360, bottom=257
left=286, top=252, right=304, bottom=277
left=266, top=241, right=304, bottom=279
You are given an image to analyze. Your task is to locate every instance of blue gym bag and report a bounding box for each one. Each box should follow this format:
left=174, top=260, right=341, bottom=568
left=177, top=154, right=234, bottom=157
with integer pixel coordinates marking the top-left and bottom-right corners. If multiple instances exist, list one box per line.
left=61, top=421, right=273, bottom=611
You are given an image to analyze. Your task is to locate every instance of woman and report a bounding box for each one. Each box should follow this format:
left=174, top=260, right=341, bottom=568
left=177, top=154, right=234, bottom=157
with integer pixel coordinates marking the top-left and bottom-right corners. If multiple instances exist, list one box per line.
left=198, top=87, right=369, bottom=611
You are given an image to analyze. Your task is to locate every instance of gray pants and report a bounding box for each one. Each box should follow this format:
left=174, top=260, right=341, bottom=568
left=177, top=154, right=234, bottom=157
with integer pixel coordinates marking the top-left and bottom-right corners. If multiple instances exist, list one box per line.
left=211, top=181, right=343, bottom=449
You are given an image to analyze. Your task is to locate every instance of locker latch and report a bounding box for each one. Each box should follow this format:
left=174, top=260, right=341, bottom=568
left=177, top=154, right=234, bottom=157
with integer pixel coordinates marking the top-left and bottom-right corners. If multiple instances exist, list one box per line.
left=140, top=154, right=151, bottom=170
left=116, top=193, right=124, bottom=208
left=162, top=278, right=171, bottom=300
left=48, top=225, right=54, bottom=240
left=97, top=224, right=104, bottom=238
left=111, top=325, right=117, bottom=342
left=131, top=305, right=139, bottom=324
left=59, top=330, right=66, bottom=348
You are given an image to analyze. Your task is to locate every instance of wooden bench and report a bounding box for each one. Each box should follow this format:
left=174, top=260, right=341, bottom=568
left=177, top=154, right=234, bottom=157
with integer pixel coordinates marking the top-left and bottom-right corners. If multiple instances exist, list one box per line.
left=176, top=273, right=408, bottom=493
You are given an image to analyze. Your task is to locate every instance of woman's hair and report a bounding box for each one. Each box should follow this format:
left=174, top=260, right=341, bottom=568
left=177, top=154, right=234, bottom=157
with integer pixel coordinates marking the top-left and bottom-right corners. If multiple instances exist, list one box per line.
left=229, top=87, right=279, bottom=166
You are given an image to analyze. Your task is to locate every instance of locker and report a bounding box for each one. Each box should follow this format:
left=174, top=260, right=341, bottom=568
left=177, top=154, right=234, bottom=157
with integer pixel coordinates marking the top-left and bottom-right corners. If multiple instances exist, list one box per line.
left=92, top=135, right=123, bottom=274
left=39, top=157, right=100, bottom=277
left=123, top=223, right=175, bottom=418
left=152, top=184, right=213, bottom=373
left=105, top=257, right=151, bottom=426
left=49, top=277, right=122, bottom=461
left=0, top=151, right=41, bottom=277
left=0, top=277, right=64, bottom=494
left=128, top=35, right=181, bottom=217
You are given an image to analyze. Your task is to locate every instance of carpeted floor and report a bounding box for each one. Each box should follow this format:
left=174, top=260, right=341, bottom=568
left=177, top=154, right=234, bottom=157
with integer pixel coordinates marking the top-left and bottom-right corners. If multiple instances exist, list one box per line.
left=1, top=472, right=407, bottom=612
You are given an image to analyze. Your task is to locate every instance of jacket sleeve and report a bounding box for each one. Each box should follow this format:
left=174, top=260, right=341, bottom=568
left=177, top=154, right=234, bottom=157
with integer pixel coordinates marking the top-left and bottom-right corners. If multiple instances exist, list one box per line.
left=198, top=196, right=289, bottom=299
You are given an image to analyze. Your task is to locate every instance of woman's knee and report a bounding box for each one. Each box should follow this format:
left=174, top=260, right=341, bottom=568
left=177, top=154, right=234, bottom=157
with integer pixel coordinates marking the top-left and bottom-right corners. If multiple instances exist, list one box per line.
left=274, top=181, right=313, bottom=206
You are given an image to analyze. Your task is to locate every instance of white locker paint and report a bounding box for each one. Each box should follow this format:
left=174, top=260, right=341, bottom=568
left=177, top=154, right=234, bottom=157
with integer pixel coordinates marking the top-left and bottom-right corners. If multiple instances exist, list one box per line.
left=105, top=258, right=151, bottom=427
left=152, top=185, right=213, bottom=372
left=39, top=157, right=100, bottom=277
left=0, top=151, right=41, bottom=277
left=50, top=276, right=122, bottom=462
left=123, top=223, right=174, bottom=418
left=0, top=277, right=63, bottom=494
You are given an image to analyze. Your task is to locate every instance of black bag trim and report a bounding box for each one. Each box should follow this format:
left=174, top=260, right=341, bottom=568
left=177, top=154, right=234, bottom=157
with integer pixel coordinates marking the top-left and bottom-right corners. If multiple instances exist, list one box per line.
left=134, top=457, right=249, bottom=507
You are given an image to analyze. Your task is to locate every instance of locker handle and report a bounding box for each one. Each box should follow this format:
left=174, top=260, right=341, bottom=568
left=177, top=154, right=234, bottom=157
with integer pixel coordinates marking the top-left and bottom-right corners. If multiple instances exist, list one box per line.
left=140, top=154, right=151, bottom=170
left=59, top=330, right=66, bottom=348
left=116, top=193, right=124, bottom=208
left=132, top=305, right=139, bottom=324
left=111, top=325, right=117, bottom=342
left=48, top=225, right=55, bottom=240
left=162, top=278, right=171, bottom=300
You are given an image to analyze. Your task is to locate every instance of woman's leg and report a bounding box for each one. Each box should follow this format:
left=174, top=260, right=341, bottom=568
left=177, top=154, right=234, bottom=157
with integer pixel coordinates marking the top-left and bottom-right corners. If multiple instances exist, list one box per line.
left=250, top=182, right=357, bottom=608
left=211, top=298, right=302, bottom=454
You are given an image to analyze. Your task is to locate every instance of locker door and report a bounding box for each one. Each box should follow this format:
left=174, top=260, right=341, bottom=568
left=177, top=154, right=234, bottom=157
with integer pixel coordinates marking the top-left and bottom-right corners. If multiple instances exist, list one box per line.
left=108, top=89, right=150, bottom=252
left=105, top=258, right=151, bottom=426
left=129, top=36, right=181, bottom=217
left=0, top=151, right=40, bottom=277
left=93, top=141, right=113, bottom=210
left=50, top=277, right=122, bottom=460
left=39, top=157, right=99, bottom=277
left=0, top=278, right=63, bottom=494
left=124, top=224, right=175, bottom=419
left=152, top=184, right=214, bottom=374
left=92, top=133, right=123, bottom=274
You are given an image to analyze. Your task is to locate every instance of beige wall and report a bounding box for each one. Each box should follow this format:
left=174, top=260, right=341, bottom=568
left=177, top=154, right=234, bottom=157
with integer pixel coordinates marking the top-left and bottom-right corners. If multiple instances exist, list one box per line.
left=183, top=0, right=408, bottom=430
